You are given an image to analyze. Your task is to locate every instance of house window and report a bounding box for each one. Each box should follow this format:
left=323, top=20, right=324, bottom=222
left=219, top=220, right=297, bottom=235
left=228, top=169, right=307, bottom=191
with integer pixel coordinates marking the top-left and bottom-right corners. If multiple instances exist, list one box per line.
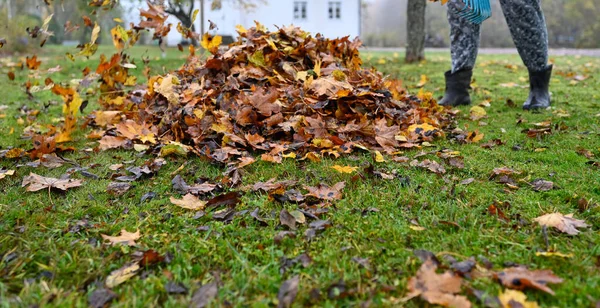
left=294, top=1, right=307, bottom=19
left=328, top=1, right=341, bottom=19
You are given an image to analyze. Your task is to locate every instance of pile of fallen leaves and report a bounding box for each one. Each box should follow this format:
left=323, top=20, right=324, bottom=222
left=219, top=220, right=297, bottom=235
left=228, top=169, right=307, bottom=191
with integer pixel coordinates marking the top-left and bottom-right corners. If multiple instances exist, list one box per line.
left=91, top=22, right=454, bottom=165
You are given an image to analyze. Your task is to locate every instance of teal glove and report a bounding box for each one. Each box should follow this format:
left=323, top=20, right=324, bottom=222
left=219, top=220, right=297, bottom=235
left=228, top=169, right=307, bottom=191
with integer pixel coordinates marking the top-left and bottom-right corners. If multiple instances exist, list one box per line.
left=455, top=0, right=492, bottom=24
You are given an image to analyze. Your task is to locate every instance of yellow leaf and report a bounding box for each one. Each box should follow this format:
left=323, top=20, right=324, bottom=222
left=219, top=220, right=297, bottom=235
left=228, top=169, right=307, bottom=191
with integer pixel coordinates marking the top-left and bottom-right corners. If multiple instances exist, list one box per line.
left=282, top=152, right=297, bottom=159
left=191, top=9, right=200, bottom=22
left=201, top=33, right=222, bottom=54
left=91, top=22, right=101, bottom=45
left=469, top=106, right=487, bottom=121
left=408, top=123, right=437, bottom=134
left=498, top=289, right=539, bottom=308
left=331, top=165, right=358, bottom=174
left=235, top=24, right=247, bottom=34
left=113, top=17, right=123, bottom=23
left=535, top=251, right=573, bottom=258
left=374, top=150, right=385, bottom=163
left=409, top=225, right=426, bottom=231
left=416, top=74, right=428, bottom=87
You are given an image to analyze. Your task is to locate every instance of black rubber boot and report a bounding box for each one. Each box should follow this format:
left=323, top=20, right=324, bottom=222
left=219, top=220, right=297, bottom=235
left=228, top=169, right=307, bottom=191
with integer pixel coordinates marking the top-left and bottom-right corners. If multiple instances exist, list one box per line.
left=523, top=65, right=552, bottom=110
left=438, top=69, right=472, bottom=106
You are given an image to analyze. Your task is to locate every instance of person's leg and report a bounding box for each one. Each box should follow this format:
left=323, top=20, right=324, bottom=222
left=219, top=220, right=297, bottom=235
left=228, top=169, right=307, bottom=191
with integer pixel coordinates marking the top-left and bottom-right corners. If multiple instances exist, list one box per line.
left=439, top=2, right=481, bottom=106
left=499, top=0, right=552, bottom=109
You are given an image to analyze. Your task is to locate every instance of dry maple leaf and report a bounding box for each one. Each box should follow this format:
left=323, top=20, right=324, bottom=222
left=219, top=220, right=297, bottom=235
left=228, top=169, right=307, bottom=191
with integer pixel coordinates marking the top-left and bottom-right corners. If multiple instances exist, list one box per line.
left=170, top=193, right=206, bottom=210
left=495, top=266, right=563, bottom=295
left=101, top=229, right=140, bottom=246
left=404, top=260, right=471, bottom=308
left=533, top=213, right=588, bottom=235
left=304, top=182, right=346, bottom=201
left=22, top=173, right=83, bottom=192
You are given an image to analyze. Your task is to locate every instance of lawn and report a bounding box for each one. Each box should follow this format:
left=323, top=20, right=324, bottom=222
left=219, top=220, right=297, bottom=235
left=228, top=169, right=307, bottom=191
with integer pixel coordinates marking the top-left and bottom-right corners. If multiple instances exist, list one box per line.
left=1, top=45, right=599, bottom=307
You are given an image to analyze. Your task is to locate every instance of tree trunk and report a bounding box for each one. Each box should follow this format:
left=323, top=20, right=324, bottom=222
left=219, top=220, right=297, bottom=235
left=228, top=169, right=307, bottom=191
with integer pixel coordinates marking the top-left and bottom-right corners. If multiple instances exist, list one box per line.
left=405, top=0, right=426, bottom=63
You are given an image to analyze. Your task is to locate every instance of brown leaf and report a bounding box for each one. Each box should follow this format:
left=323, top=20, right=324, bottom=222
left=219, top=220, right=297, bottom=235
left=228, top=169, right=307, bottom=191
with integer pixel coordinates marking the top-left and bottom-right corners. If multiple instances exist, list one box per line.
left=530, top=179, right=554, bottom=192
left=495, top=266, right=563, bottom=295
left=280, top=209, right=297, bottom=230
left=139, top=249, right=165, bottom=267
left=277, top=276, right=300, bottom=308
left=190, top=282, right=218, bottom=308
left=22, top=173, right=83, bottom=192
left=533, top=213, right=588, bottom=235
left=417, top=159, right=446, bottom=175
left=404, top=260, right=471, bottom=308
left=101, top=229, right=140, bottom=246
left=106, top=182, right=131, bottom=196
left=206, top=191, right=241, bottom=208
left=170, top=193, right=206, bottom=210
left=304, top=182, right=345, bottom=201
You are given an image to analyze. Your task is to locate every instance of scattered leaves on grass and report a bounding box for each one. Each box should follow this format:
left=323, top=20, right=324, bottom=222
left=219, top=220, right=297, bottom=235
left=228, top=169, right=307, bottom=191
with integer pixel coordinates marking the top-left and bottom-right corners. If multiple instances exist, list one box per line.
left=533, top=213, right=588, bottom=235
left=170, top=193, right=206, bottom=210
left=22, top=173, right=83, bottom=192
left=495, top=266, right=563, bottom=295
left=101, top=229, right=140, bottom=246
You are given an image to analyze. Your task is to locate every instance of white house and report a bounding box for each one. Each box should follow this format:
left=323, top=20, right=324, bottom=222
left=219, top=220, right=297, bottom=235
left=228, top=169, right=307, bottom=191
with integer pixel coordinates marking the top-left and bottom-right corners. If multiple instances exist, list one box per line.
left=122, top=0, right=362, bottom=46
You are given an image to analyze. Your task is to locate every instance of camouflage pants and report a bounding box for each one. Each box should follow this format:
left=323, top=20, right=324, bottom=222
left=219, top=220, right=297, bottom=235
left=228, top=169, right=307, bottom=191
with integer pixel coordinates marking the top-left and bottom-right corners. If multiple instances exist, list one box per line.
left=448, top=0, right=549, bottom=73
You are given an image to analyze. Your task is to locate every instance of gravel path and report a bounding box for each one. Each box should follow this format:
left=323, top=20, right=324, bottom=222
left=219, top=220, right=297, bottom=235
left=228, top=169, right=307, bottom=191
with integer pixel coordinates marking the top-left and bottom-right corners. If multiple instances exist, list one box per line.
left=363, top=47, right=600, bottom=57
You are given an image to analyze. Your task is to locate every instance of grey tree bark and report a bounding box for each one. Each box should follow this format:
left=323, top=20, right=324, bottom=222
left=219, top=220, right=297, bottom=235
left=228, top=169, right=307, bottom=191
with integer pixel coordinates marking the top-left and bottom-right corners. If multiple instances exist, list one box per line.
left=405, top=0, right=426, bottom=63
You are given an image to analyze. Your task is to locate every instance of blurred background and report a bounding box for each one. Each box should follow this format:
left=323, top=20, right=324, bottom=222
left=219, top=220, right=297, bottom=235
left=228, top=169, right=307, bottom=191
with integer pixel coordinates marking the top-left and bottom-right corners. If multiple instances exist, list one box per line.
left=1, top=0, right=599, bottom=55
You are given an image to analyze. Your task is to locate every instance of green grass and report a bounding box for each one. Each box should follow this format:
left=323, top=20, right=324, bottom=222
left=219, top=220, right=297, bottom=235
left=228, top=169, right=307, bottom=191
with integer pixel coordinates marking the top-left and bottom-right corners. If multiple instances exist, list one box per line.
left=1, top=45, right=600, bottom=307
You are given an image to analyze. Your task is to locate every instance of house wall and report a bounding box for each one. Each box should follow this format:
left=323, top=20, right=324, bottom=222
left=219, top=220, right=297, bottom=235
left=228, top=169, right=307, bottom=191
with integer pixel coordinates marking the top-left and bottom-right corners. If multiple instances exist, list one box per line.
left=121, top=0, right=361, bottom=46
left=207, top=0, right=361, bottom=39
